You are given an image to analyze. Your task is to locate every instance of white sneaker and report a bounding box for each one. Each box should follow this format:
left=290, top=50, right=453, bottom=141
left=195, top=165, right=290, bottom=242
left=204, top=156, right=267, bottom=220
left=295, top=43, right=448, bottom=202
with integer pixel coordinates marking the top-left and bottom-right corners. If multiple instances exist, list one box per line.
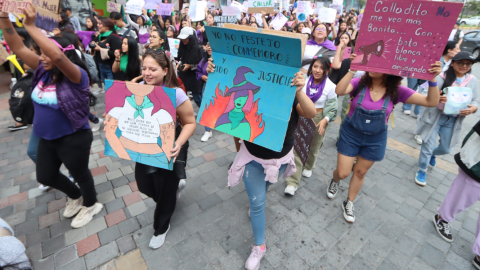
left=403, top=110, right=411, bottom=115
left=201, top=131, right=213, bottom=142
left=411, top=113, right=418, bottom=119
left=63, top=197, right=83, bottom=218
left=177, top=179, right=186, bottom=200
left=414, top=135, right=423, bottom=145
left=149, top=225, right=170, bottom=249
left=342, top=199, right=355, bottom=223
left=284, top=185, right=298, bottom=196
left=245, top=245, right=266, bottom=270
left=91, top=118, right=104, bottom=132
left=302, top=169, right=312, bottom=178
left=71, top=202, right=103, bottom=228
left=38, top=184, right=49, bottom=191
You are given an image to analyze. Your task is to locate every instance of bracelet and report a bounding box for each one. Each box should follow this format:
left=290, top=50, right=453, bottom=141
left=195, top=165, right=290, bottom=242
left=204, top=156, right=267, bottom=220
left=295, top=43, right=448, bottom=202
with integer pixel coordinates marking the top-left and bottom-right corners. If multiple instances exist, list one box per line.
left=115, top=60, right=120, bottom=62
left=348, top=69, right=356, bottom=75
left=428, top=81, right=438, bottom=87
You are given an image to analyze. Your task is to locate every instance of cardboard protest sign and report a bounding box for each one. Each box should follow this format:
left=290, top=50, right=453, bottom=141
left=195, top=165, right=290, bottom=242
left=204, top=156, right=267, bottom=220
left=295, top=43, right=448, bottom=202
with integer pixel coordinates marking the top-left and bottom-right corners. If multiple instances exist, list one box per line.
left=77, top=31, right=95, bottom=50
left=336, top=46, right=352, bottom=60
left=1, top=0, right=29, bottom=15
left=168, top=38, right=179, bottom=57
left=221, top=5, right=241, bottom=20
left=330, top=3, right=342, bottom=14
left=106, top=1, right=121, bottom=12
left=125, top=0, right=144, bottom=15
left=357, top=13, right=363, bottom=30
left=189, top=0, right=207, bottom=21
left=31, top=0, right=60, bottom=31
left=293, top=117, right=316, bottom=165
left=104, top=80, right=177, bottom=170
left=213, top=16, right=238, bottom=27
left=253, top=13, right=263, bottom=26
left=318, top=7, right=336, bottom=23
left=350, top=0, right=463, bottom=80
left=230, top=0, right=244, bottom=12
left=198, top=25, right=306, bottom=152
left=296, top=1, right=309, bottom=22
left=0, top=44, right=10, bottom=65
left=143, top=0, right=160, bottom=9
left=282, top=0, right=289, bottom=11
left=248, top=0, right=274, bottom=13
left=243, top=1, right=249, bottom=12
left=270, top=12, right=288, bottom=30
left=157, top=3, right=174, bottom=16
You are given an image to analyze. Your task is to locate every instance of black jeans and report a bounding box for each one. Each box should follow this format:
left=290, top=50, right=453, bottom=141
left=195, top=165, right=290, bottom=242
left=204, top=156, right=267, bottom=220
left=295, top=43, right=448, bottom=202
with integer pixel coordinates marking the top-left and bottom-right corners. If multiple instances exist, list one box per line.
left=36, top=129, right=97, bottom=207
left=135, top=163, right=180, bottom=236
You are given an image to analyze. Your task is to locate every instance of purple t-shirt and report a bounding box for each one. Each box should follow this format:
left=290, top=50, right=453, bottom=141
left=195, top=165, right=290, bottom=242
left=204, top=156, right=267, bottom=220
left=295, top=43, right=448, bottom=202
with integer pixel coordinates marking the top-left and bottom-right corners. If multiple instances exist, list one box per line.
left=32, top=69, right=90, bottom=140
left=348, top=78, right=415, bottom=123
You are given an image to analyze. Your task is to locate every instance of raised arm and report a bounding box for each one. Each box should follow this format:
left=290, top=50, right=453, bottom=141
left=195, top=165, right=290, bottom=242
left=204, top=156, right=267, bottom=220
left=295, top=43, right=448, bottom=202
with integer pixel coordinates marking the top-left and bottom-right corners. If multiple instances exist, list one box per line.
left=112, top=50, right=121, bottom=73
left=125, top=13, right=139, bottom=30
left=22, top=3, right=82, bottom=83
left=157, top=14, right=165, bottom=29
left=0, top=10, right=39, bottom=69
left=293, top=72, right=316, bottom=118
left=404, top=62, right=441, bottom=107
left=261, top=11, right=269, bottom=29
left=331, top=21, right=338, bottom=40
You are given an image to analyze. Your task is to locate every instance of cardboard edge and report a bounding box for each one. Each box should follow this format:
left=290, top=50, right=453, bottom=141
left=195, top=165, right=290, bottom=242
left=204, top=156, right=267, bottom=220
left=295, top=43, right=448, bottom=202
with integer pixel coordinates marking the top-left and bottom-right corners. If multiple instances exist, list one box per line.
left=248, top=7, right=274, bottom=14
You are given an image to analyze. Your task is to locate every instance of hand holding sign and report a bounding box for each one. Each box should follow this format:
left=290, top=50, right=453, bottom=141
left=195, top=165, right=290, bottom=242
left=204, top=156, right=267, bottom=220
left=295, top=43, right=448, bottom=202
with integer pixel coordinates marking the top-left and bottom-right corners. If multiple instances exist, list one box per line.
left=18, top=2, right=34, bottom=27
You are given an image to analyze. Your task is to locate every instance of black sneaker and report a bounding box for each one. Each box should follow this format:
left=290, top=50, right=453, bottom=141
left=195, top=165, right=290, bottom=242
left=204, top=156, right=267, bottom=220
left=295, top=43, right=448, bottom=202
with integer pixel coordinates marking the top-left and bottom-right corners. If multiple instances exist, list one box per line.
left=8, top=124, right=28, bottom=131
left=89, top=95, right=97, bottom=107
left=433, top=214, right=453, bottom=242
left=342, top=199, right=355, bottom=223
left=327, top=179, right=339, bottom=199
left=473, top=255, right=480, bottom=270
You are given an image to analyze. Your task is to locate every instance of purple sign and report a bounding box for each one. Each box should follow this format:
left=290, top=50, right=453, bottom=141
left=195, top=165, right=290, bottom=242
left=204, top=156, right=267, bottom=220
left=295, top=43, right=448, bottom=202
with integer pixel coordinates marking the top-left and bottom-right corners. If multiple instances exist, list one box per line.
left=293, top=117, right=316, bottom=165
left=77, top=31, right=95, bottom=50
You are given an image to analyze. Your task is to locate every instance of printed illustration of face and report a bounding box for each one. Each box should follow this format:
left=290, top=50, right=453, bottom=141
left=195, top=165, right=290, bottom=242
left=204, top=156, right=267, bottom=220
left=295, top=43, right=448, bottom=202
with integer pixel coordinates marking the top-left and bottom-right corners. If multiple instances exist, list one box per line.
left=234, top=96, right=248, bottom=109
left=449, top=91, right=471, bottom=103
left=122, top=38, right=128, bottom=53
left=312, top=61, right=324, bottom=80
left=86, top=18, right=93, bottom=29
left=142, top=56, right=168, bottom=86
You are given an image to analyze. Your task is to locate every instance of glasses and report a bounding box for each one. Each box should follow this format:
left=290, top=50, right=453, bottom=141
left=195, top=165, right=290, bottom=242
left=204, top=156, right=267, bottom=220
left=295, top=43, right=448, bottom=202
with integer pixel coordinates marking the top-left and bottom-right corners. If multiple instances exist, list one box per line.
left=315, top=27, right=327, bottom=32
left=455, top=61, right=473, bottom=67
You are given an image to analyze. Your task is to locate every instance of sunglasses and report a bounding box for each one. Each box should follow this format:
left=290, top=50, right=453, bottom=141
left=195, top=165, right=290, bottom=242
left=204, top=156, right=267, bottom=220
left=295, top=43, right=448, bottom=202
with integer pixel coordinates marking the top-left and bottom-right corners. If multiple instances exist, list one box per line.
left=455, top=61, right=473, bottom=67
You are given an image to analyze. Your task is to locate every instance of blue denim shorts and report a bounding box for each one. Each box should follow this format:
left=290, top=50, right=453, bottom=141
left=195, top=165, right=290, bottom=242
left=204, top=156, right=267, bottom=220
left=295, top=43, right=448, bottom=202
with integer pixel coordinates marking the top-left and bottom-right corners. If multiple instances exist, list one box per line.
left=337, top=117, right=388, bottom=162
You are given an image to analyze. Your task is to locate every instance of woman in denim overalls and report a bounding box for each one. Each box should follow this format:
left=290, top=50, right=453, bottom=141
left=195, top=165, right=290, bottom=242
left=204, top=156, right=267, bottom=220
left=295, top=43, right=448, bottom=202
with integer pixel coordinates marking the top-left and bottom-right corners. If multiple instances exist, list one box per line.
left=327, top=55, right=443, bottom=223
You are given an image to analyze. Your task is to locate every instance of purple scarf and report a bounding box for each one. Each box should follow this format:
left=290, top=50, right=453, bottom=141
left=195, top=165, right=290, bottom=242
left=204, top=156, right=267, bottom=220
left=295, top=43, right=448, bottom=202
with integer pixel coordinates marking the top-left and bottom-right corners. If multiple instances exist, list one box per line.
left=306, top=39, right=337, bottom=51
left=306, top=75, right=327, bottom=103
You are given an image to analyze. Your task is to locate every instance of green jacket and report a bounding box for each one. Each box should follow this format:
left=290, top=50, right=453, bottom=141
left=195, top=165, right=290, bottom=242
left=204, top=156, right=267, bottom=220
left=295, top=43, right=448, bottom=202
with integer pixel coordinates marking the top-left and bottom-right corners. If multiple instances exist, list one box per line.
left=455, top=120, right=480, bottom=182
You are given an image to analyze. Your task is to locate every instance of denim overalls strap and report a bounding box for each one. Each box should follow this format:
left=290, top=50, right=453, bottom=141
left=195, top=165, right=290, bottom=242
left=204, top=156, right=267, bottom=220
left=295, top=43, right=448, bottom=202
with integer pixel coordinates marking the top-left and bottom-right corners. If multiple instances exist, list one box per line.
left=348, top=86, right=390, bottom=135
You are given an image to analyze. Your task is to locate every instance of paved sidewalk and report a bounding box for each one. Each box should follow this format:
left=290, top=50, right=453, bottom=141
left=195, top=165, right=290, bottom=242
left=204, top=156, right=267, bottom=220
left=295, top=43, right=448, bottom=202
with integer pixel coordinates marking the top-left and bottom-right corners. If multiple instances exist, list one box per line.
left=0, top=81, right=480, bottom=270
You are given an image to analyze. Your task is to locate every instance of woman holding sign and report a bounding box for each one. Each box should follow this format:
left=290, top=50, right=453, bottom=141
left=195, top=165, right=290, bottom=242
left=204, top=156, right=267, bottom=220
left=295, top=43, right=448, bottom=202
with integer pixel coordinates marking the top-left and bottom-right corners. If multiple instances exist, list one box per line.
left=284, top=56, right=338, bottom=196
left=329, top=57, right=442, bottom=223
left=0, top=3, right=103, bottom=228
left=112, top=36, right=141, bottom=81
left=301, top=22, right=336, bottom=74
left=206, top=57, right=316, bottom=270
left=415, top=52, right=479, bottom=187
left=126, top=9, right=152, bottom=47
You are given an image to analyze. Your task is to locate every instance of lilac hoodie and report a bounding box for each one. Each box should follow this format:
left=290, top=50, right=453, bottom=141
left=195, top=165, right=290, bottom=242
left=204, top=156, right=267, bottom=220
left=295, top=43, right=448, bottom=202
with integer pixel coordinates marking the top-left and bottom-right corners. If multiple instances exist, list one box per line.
left=196, top=58, right=208, bottom=82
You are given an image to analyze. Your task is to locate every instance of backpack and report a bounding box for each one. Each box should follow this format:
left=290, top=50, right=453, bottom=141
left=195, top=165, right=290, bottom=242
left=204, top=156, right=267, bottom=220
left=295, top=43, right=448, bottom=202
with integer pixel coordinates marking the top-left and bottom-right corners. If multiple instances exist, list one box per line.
left=82, top=52, right=99, bottom=83
left=454, top=29, right=461, bottom=43
left=9, top=70, right=34, bottom=125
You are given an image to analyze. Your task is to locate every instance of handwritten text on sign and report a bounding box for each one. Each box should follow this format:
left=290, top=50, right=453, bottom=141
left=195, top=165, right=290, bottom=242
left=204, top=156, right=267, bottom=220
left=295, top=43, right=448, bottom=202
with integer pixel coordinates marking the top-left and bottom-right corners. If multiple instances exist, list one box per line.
left=106, top=1, right=121, bottom=12
left=293, top=117, right=316, bottom=165
left=1, top=0, right=29, bottom=14
left=213, top=16, right=238, bottom=27
left=351, top=0, right=463, bottom=80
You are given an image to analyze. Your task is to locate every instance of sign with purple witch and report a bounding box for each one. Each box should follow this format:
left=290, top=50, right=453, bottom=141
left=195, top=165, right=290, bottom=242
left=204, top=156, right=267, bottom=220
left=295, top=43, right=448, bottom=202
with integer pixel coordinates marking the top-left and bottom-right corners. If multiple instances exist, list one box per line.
left=198, top=25, right=305, bottom=152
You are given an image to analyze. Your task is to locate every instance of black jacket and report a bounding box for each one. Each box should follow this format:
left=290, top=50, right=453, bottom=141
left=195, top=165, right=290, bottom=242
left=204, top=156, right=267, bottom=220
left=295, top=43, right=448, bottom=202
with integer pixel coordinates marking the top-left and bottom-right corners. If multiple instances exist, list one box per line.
left=91, top=32, right=122, bottom=66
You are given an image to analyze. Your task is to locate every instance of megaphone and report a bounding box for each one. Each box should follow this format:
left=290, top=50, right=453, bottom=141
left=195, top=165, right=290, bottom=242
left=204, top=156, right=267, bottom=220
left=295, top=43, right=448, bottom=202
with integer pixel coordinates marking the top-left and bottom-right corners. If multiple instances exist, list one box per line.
left=358, top=40, right=384, bottom=65
left=7, top=55, right=25, bottom=75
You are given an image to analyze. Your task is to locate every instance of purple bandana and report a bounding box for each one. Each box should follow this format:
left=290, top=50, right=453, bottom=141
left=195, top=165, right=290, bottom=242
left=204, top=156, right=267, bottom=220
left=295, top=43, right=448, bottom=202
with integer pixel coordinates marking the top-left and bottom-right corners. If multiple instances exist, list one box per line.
left=306, top=75, right=327, bottom=103
left=306, top=38, right=337, bottom=51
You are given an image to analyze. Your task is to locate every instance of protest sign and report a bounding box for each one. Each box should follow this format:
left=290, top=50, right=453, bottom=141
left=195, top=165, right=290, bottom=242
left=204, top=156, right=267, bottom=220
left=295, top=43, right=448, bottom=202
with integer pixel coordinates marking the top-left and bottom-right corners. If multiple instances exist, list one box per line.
left=144, top=0, right=160, bottom=9
left=77, top=31, right=95, bottom=50
left=443, top=87, right=472, bottom=115
left=317, top=2, right=324, bottom=8
left=248, top=0, right=273, bottom=13
left=31, top=0, right=59, bottom=31
left=293, top=117, right=316, bottom=165
left=254, top=13, right=264, bottom=26
left=296, top=1, right=309, bottom=22
left=282, top=0, right=289, bottom=10
left=270, top=12, right=288, bottom=30
left=213, top=15, right=238, bottom=27
left=168, top=38, right=180, bottom=57
left=106, top=1, right=121, bottom=12
left=318, top=7, right=336, bottom=23
left=1, top=0, right=29, bottom=15
left=274, top=3, right=279, bottom=11
left=336, top=46, right=352, bottom=60
left=222, top=5, right=241, bottom=16
left=189, top=0, right=207, bottom=21
left=350, top=0, right=463, bottom=80
left=157, top=3, right=174, bottom=16
left=125, top=0, right=144, bottom=15
left=332, top=0, right=342, bottom=5
left=330, top=3, right=342, bottom=14
left=230, top=0, right=244, bottom=12
left=208, top=2, right=215, bottom=10
left=198, top=25, right=306, bottom=151
left=357, top=12, right=363, bottom=30
left=104, top=80, right=177, bottom=170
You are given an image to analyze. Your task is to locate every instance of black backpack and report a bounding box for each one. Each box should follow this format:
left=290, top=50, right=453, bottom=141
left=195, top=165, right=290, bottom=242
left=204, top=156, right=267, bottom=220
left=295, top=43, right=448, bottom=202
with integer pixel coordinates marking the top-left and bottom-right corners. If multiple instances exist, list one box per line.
left=9, top=69, right=34, bottom=125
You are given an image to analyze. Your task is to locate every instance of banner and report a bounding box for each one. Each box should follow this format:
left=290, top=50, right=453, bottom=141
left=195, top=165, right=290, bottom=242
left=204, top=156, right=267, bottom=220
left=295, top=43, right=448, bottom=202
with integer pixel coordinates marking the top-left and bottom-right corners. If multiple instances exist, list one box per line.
left=143, top=0, right=160, bottom=9
left=248, top=0, right=274, bottom=13
left=168, top=38, right=180, bottom=57
left=213, top=15, right=238, bottom=27
left=106, top=1, right=121, bottom=12
left=318, top=7, right=336, bottom=23
left=350, top=0, right=463, bottom=80
left=125, top=0, right=144, bottom=15
left=77, top=31, right=95, bottom=50
left=104, top=80, right=177, bottom=170
left=157, top=3, right=174, bottom=16
left=293, top=117, right=316, bottom=165
left=270, top=12, right=288, bottom=30
left=198, top=25, right=305, bottom=151
left=296, top=1, right=309, bottom=22
left=188, top=0, right=207, bottom=21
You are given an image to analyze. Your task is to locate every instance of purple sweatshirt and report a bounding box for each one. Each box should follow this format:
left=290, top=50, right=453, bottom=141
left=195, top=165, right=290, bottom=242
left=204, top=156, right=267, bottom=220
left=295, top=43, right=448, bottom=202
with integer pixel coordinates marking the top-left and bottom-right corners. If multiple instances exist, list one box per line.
left=196, top=58, right=208, bottom=82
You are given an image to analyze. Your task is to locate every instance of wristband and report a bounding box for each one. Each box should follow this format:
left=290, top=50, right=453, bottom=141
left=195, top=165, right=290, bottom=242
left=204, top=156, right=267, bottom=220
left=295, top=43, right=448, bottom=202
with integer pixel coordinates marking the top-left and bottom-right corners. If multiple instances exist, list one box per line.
left=428, top=81, right=438, bottom=87
left=0, top=17, right=9, bottom=18
left=348, top=69, right=356, bottom=75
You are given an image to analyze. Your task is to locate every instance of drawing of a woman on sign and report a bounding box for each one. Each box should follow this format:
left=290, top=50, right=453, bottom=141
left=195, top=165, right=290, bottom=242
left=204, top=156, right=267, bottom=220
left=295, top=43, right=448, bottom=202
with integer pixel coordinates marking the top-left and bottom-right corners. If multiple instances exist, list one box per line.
left=199, top=66, right=265, bottom=142
left=104, top=81, right=176, bottom=170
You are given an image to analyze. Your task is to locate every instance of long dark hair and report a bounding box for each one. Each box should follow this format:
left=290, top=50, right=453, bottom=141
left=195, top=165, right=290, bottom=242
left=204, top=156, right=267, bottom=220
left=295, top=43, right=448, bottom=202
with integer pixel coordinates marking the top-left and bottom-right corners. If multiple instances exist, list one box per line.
left=442, top=41, right=458, bottom=56
left=307, top=56, right=331, bottom=82
left=178, top=34, right=203, bottom=64
left=311, top=22, right=331, bottom=40
left=442, top=60, right=473, bottom=91
left=58, top=12, right=70, bottom=27
left=360, top=73, right=402, bottom=103
left=143, top=50, right=180, bottom=88
left=334, top=32, right=355, bottom=47
left=47, top=37, right=92, bottom=86
left=153, top=29, right=170, bottom=51
left=122, top=36, right=141, bottom=81
left=86, top=16, right=98, bottom=31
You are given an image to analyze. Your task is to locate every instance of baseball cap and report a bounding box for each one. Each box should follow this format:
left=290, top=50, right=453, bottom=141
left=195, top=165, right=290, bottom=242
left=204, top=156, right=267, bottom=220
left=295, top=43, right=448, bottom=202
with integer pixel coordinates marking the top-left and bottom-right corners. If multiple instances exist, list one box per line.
left=452, top=51, right=476, bottom=62
left=177, top=27, right=195, bottom=40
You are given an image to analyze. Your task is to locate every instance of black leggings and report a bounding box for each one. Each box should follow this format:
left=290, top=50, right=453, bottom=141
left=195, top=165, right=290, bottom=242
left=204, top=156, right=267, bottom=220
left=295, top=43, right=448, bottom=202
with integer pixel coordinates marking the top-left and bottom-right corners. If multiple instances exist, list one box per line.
left=36, top=129, right=97, bottom=207
left=135, top=163, right=179, bottom=236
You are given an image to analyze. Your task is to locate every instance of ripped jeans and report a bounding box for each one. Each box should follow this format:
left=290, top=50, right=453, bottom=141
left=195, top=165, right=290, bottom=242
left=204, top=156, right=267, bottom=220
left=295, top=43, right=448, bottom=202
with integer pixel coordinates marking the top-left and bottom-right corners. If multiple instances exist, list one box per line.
left=243, top=160, right=287, bottom=245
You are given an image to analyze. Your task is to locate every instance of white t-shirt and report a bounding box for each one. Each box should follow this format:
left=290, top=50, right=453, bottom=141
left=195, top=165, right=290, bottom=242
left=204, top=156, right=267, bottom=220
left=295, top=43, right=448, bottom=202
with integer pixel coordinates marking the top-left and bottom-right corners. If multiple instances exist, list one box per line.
left=448, top=29, right=464, bottom=41
left=108, top=99, right=174, bottom=144
left=302, top=77, right=337, bottom=121
left=302, top=44, right=335, bottom=69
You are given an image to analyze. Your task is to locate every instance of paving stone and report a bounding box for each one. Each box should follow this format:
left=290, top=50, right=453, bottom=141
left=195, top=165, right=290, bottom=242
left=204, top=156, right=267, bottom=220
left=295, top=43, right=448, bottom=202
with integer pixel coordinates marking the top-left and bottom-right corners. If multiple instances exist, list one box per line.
left=196, top=193, right=223, bottom=211
left=116, top=235, right=136, bottom=254
left=111, top=176, right=129, bottom=188
left=174, top=232, right=205, bottom=260
left=15, top=217, right=39, bottom=236
left=65, top=227, right=87, bottom=246
left=84, top=241, right=119, bottom=269
left=122, top=191, right=142, bottom=206
left=42, top=234, right=66, bottom=257
left=94, top=181, right=113, bottom=194
left=396, top=201, right=420, bottom=221
left=106, top=169, right=123, bottom=181
left=32, top=255, right=55, bottom=270
left=48, top=198, right=66, bottom=214
left=113, top=185, right=132, bottom=198
left=77, top=234, right=101, bottom=257
left=98, top=225, right=122, bottom=245
left=105, top=209, right=127, bottom=227
left=54, top=245, right=78, bottom=268
left=85, top=217, right=107, bottom=236
left=105, top=198, right=126, bottom=214
left=26, top=243, right=42, bottom=261
left=4, top=210, right=26, bottom=226
left=26, top=227, right=50, bottom=248
left=39, top=212, right=59, bottom=229
left=49, top=219, right=72, bottom=238
left=97, top=190, right=115, bottom=204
